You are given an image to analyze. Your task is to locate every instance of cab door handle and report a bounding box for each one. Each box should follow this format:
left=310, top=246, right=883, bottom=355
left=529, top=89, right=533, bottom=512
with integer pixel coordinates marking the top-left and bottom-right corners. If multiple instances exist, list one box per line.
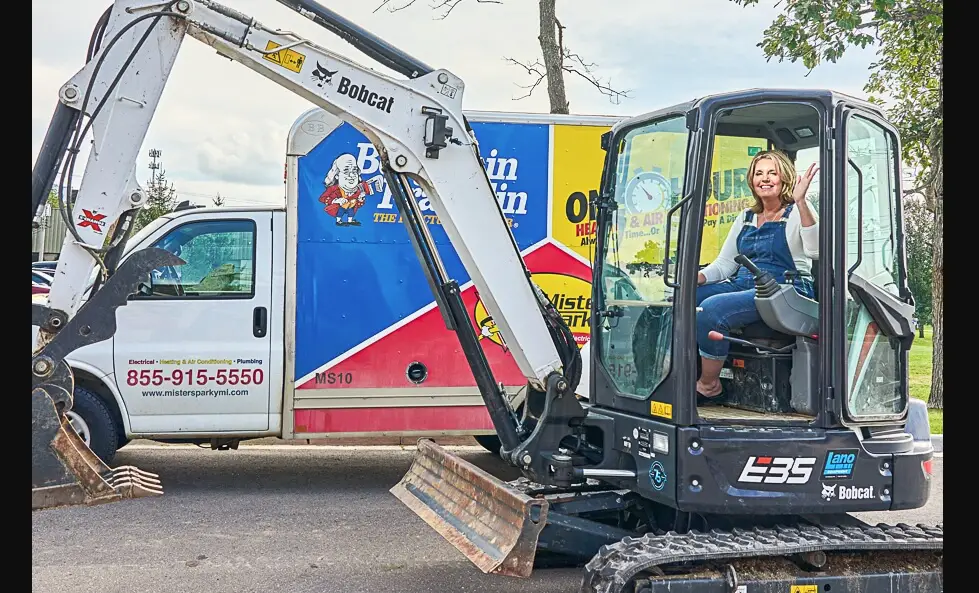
left=253, top=307, right=267, bottom=338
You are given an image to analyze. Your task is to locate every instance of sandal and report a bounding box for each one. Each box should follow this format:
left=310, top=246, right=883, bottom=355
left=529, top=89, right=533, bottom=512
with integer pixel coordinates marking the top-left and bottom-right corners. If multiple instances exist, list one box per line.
left=696, top=387, right=726, bottom=406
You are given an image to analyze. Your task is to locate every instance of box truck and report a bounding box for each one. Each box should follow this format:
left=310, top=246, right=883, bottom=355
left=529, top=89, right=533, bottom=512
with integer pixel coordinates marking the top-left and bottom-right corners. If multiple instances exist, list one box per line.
left=33, top=108, right=622, bottom=463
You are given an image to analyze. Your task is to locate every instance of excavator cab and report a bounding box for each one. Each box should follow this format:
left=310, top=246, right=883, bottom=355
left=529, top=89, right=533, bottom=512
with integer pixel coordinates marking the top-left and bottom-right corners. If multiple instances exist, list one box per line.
left=589, top=89, right=916, bottom=429
left=393, top=89, right=941, bottom=591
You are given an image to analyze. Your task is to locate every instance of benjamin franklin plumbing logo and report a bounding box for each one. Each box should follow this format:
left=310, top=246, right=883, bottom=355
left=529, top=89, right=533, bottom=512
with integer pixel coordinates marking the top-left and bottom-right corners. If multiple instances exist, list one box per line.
left=77, top=209, right=107, bottom=233
left=351, top=141, right=531, bottom=218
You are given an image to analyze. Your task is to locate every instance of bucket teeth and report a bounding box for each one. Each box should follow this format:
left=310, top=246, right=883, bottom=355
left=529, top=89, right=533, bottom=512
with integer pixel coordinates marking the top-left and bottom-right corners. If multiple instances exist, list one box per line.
left=107, top=465, right=163, bottom=485
left=33, top=391, right=163, bottom=510
left=104, top=466, right=164, bottom=497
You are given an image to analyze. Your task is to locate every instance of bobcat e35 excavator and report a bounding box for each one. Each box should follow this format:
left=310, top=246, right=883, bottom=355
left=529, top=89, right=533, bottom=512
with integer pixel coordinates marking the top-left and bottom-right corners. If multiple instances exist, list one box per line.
left=31, top=0, right=941, bottom=591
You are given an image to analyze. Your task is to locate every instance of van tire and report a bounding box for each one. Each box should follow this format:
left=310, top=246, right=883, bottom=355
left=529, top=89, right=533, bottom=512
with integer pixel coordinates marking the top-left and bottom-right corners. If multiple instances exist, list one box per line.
left=66, top=385, right=120, bottom=465
left=474, top=435, right=502, bottom=454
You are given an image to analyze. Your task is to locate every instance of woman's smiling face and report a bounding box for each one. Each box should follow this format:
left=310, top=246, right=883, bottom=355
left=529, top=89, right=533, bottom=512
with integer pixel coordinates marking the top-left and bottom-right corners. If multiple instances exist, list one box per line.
left=751, top=156, right=783, bottom=202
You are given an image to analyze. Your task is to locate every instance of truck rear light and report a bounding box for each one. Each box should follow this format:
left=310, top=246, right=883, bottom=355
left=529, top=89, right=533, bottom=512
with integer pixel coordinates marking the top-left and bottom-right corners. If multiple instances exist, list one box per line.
left=921, top=459, right=933, bottom=478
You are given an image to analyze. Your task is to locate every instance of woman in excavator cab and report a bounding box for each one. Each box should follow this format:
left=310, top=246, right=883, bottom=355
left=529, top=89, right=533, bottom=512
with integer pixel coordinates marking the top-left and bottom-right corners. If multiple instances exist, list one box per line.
left=694, top=149, right=819, bottom=402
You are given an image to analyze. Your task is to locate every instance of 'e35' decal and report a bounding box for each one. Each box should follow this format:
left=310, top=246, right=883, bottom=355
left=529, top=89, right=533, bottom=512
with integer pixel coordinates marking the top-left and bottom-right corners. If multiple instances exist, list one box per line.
left=738, top=456, right=816, bottom=484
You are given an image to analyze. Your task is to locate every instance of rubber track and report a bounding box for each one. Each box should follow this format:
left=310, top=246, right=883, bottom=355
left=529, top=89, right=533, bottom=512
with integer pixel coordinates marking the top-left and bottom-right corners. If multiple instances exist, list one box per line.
left=578, top=522, right=944, bottom=593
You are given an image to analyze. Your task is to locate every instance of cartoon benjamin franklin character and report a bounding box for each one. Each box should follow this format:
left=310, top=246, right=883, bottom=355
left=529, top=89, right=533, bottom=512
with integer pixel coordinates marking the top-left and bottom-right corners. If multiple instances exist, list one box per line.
left=319, top=153, right=377, bottom=227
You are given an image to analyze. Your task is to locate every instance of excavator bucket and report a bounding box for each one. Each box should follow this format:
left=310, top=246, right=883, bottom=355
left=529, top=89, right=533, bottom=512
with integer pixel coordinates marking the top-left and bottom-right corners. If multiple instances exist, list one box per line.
left=32, top=388, right=162, bottom=511
left=31, top=248, right=181, bottom=511
left=390, top=438, right=547, bottom=578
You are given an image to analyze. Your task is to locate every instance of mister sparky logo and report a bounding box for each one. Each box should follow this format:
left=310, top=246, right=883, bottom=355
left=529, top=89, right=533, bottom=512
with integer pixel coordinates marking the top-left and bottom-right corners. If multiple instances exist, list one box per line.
left=473, top=273, right=592, bottom=350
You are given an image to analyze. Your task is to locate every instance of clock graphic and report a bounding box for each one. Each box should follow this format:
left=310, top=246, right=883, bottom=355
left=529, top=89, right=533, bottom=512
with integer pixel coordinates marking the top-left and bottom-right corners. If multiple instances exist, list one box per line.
left=623, top=171, right=672, bottom=215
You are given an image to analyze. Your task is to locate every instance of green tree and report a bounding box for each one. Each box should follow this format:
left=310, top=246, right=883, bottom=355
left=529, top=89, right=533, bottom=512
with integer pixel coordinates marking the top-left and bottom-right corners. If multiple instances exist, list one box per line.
left=731, top=0, right=943, bottom=408
left=904, top=195, right=933, bottom=337
left=375, top=0, right=629, bottom=113
left=33, top=191, right=59, bottom=230
left=134, top=164, right=179, bottom=233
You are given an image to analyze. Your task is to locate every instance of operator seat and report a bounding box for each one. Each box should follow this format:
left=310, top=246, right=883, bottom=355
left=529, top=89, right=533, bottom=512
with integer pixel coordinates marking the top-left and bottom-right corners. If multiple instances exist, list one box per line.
left=730, top=259, right=820, bottom=344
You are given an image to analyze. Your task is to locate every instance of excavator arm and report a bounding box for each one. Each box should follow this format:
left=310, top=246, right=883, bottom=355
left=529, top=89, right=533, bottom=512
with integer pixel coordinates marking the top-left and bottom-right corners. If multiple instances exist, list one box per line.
left=32, top=0, right=580, bottom=510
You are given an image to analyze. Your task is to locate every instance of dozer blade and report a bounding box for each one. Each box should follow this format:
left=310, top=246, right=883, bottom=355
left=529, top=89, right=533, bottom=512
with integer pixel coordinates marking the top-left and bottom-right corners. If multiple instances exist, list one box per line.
left=390, top=438, right=547, bottom=578
left=32, top=388, right=163, bottom=511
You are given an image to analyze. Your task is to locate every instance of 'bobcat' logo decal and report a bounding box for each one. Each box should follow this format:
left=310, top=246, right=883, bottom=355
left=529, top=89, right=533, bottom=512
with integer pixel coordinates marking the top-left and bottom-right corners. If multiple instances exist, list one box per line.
left=311, top=61, right=338, bottom=88
left=821, top=482, right=837, bottom=501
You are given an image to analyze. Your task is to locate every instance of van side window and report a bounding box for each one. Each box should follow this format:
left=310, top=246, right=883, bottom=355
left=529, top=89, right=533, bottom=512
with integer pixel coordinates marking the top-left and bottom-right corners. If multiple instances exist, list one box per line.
left=141, top=219, right=256, bottom=298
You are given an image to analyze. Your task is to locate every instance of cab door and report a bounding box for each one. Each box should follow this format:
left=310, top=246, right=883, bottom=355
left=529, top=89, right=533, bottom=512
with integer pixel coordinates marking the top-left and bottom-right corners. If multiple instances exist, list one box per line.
left=832, top=106, right=916, bottom=425
left=112, top=211, right=274, bottom=434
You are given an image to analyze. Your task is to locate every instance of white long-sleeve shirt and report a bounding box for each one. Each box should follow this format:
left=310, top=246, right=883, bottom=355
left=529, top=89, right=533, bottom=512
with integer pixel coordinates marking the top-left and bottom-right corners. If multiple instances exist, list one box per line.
left=700, top=205, right=820, bottom=284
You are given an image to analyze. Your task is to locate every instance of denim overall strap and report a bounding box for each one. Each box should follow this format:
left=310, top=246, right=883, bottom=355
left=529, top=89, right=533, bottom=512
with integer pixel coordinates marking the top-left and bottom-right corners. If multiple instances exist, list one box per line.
left=733, top=204, right=814, bottom=298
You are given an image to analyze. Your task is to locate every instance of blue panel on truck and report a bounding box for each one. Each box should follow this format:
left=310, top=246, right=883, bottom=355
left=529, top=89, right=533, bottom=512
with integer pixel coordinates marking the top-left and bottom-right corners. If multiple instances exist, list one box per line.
left=294, top=120, right=549, bottom=384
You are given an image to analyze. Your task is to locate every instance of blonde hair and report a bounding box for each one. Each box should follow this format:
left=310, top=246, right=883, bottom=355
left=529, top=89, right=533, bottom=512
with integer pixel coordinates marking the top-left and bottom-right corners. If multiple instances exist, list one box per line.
left=747, top=150, right=796, bottom=214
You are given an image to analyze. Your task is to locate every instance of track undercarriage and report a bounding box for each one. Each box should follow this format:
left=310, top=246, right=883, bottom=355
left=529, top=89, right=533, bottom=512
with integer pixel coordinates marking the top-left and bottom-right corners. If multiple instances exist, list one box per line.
left=517, top=479, right=942, bottom=593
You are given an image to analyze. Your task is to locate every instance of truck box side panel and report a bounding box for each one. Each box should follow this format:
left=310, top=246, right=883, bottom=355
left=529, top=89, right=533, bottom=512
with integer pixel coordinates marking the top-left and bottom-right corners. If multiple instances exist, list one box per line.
left=291, top=113, right=615, bottom=437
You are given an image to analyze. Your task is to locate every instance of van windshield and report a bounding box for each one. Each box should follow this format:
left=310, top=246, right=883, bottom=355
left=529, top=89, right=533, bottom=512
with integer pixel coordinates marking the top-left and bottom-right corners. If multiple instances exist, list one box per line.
left=121, top=215, right=172, bottom=258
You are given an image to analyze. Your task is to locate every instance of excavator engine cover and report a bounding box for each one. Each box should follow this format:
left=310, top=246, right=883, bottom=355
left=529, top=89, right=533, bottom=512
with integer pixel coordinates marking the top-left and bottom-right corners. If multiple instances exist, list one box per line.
left=390, top=438, right=547, bottom=577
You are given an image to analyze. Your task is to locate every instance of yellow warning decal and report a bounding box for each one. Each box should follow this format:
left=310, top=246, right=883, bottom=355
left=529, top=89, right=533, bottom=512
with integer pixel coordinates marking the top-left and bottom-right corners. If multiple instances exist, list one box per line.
left=650, top=401, right=673, bottom=419
left=263, top=41, right=306, bottom=73
left=790, top=585, right=818, bottom=593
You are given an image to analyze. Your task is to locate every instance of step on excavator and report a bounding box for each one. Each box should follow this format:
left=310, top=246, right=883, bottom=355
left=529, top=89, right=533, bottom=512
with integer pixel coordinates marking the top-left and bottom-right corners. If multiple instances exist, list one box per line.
left=31, top=0, right=941, bottom=590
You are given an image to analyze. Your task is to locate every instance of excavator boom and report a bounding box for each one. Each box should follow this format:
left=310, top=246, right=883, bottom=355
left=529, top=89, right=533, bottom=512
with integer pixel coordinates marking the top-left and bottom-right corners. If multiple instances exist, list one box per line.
left=32, top=0, right=575, bottom=512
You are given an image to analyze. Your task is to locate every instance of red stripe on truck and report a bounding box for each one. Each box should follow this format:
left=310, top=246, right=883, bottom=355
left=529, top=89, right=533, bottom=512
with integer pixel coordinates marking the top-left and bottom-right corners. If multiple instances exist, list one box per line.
left=294, top=406, right=495, bottom=433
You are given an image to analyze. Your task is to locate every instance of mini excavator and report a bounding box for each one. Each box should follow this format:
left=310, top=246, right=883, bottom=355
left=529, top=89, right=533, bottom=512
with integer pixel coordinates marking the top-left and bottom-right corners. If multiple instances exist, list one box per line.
left=31, top=1, right=941, bottom=591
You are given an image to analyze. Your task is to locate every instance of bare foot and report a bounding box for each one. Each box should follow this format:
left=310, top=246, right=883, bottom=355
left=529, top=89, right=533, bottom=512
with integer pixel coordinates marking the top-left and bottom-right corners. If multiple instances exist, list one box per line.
left=696, top=379, right=723, bottom=397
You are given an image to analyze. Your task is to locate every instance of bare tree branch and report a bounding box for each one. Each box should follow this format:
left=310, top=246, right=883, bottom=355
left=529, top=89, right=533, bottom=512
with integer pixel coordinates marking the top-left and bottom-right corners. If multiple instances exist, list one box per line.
left=502, top=57, right=547, bottom=100
left=374, top=0, right=630, bottom=111
left=562, top=47, right=631, bottom=104
left=555, top=16, right=565, bottom=57
left=376, top=0, right=501, bottom=19
left=372, top=0, right=405, bottom=13
left=501, top=49, right=631, bottom=105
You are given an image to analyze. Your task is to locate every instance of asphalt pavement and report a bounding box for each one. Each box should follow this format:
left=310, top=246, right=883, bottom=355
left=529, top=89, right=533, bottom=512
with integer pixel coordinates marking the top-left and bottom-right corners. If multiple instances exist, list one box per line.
left=32, top=444, right=943, bottom=593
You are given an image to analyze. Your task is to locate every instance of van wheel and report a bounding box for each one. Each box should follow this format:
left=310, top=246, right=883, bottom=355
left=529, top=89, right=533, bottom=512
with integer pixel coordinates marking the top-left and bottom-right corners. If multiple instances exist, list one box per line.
left=474, top=435, right=502, bottom=454
left=65, top=386, right=120, bottom=465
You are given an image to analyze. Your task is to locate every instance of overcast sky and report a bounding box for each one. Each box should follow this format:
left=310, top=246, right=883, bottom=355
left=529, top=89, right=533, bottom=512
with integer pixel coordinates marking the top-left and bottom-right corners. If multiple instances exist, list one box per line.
left=32, top=0, right=881, bottom=207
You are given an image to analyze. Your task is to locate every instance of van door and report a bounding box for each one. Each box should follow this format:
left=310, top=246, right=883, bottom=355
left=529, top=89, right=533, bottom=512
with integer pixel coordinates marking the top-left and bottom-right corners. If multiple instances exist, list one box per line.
left=113, top=211, right=274, bottom=434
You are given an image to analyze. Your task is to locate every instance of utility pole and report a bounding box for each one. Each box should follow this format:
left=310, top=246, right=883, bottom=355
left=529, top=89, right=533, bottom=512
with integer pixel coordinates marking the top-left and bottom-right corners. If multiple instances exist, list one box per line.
left=148, top=148, right=161, bottom=192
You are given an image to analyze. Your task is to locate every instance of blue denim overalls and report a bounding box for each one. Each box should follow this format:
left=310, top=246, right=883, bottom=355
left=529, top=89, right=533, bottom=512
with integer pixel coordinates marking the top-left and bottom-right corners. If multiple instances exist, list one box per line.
left=695, top=203, right=815, bottom=360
